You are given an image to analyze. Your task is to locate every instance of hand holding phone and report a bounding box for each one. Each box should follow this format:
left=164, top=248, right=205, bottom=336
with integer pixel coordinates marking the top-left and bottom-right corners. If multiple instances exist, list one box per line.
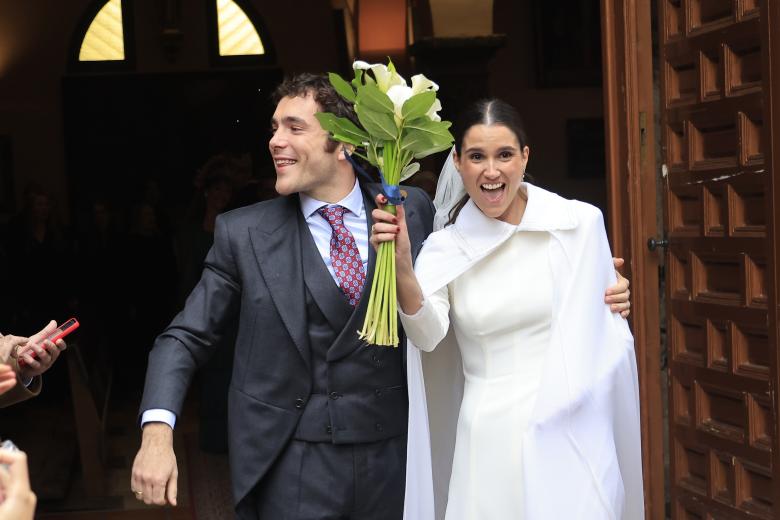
left=16, top=318, right=78, bottom=367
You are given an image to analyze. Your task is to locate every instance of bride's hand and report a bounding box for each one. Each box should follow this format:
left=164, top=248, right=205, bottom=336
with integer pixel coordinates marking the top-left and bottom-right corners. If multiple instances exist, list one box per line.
left=371, top=194, right=413, bottom=270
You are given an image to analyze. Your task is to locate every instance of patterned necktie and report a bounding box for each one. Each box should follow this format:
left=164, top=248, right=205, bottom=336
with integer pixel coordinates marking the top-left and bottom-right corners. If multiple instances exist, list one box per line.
left=317, top=205, right=366, bottom=307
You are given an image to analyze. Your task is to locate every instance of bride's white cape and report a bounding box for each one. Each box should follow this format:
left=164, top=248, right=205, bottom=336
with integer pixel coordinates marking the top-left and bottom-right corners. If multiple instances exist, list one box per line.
left=402, top=183, right=644, bottom=519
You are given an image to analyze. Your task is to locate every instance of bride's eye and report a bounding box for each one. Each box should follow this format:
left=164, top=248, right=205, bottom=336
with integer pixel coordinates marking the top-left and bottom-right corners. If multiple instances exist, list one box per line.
left=469, top=152, right=483, bottom=161
left=499, top=151, right=514, bottom=160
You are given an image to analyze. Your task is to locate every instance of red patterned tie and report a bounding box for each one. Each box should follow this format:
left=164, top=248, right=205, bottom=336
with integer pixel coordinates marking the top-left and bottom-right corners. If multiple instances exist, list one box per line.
left=317, top=205, right=366, bottom=307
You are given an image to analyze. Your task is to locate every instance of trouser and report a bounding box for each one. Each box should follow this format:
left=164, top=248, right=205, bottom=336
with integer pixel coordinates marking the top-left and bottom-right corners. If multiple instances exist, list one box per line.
left=236, top=434, right=407, bottom=520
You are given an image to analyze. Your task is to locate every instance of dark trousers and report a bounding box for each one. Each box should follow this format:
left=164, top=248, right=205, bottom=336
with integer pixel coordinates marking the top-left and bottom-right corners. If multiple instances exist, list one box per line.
left=236, top=435, right=407, bottom=520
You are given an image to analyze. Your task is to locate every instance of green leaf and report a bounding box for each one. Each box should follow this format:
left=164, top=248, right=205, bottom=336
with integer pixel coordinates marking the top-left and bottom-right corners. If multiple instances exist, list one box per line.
left=314, top=112, right=369, bottom=143
left=401, top=91, right=436, bottom=121
left=400, top=162, right=420, bottom=182
left=403, top=118, right=454, bottom=147
left=328, top=72, right=356, bottom=102
left=352, top=68, right=364, bottom=89
left=413, top=141, right=454, bottom=159
left=356, top=106, right=398, bottom=140
left=356, top=84, right=394, bottom=115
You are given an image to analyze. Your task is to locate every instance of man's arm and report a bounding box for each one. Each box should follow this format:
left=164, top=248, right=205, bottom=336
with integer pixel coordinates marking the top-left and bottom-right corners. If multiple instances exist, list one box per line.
left=132, top=212, right=242, bottom=507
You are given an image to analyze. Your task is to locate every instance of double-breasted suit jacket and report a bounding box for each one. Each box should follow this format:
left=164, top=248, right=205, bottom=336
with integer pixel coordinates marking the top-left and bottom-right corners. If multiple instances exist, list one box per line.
left=140, top=181, right=435, bottom=508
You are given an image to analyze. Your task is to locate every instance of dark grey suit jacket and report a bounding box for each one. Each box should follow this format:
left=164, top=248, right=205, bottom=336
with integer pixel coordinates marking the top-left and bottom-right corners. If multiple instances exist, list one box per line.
left=140, top=182, right=435, bottom=506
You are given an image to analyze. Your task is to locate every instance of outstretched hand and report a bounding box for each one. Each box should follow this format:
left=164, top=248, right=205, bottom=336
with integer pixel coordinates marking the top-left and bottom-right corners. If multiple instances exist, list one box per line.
left=606, top=258, right=631, bottom=318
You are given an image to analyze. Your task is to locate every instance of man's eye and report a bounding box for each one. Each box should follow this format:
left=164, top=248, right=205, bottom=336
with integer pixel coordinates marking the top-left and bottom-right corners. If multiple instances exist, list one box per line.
left=291, top=127, right=303, bottom=132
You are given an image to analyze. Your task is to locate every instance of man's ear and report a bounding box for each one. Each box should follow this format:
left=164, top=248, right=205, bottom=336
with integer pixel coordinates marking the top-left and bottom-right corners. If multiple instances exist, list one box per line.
left=339, top=144, right=355, bottom=161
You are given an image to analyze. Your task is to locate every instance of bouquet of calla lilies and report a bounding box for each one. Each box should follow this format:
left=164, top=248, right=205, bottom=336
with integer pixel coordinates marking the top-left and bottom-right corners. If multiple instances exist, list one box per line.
left=315, top=59, right=454, bottom=347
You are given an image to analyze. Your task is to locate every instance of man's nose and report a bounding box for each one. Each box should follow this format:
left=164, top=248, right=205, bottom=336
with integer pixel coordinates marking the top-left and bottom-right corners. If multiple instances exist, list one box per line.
left=269, top=131, right=286, bottom=150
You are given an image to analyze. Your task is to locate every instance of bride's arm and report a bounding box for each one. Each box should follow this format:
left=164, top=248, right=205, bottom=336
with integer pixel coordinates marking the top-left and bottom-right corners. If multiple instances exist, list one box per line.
left=371, top=196, right=450, bottom=351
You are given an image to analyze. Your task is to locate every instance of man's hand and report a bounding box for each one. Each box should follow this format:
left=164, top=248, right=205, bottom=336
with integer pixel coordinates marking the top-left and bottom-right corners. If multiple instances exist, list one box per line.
left=0, top=365, right=16, bottom=396
left=16, top=321, right=67, bottom=380
left=606, top=258, right=631, bottom=318
left=0, top=449, right=36, bottom=520
left=131, top=423, right=178, bottom=506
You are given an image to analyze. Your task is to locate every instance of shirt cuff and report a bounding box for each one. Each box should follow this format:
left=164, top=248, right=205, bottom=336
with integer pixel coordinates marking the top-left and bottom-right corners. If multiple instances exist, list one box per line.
left=141, top=409, right=177, bottom=429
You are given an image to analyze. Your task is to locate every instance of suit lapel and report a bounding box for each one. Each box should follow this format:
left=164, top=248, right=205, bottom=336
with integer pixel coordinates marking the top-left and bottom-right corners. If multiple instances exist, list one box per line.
left=248, top=196, right=311, bottom=367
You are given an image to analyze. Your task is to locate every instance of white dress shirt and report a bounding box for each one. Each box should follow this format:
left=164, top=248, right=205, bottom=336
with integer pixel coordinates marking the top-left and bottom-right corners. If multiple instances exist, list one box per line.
left=141, top=180, right=369, bottom=429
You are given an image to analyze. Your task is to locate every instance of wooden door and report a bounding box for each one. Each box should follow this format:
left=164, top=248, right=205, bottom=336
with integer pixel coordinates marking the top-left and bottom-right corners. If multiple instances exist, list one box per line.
left=658, top=0, right=778, bottom=518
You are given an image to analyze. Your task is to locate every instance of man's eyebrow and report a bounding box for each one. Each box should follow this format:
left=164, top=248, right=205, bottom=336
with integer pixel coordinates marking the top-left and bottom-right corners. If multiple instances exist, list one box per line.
left=271, top=116, right=308, bottom=126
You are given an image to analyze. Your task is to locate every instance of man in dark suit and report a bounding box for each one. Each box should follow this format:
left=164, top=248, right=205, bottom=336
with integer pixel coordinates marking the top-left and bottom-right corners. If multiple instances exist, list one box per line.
left=131, top=73, right=435, bottom=519
left=131, top=74, right=631, bottom=519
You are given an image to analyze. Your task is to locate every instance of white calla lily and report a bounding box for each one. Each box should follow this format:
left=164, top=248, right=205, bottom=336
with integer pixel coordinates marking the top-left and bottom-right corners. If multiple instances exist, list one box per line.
left=386, top=84, right=414, bottom=125
left=352, top=60, right=406, bottom=93
left=426, top=98, right=443, bottom=122
left=411, top=74, right=439, bottom=94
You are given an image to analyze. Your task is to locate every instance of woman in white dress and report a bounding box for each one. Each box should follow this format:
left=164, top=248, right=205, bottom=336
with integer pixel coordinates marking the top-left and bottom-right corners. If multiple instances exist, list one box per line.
left=373, top=99, right=644, bottom=519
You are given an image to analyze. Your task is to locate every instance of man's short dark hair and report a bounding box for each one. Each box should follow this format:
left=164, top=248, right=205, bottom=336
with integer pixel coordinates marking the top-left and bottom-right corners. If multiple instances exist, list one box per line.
left=273, top=73, right=359, bottom=153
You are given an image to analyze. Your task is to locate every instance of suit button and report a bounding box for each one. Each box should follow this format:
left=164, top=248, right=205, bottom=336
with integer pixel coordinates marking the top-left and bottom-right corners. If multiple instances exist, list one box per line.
left=375, top=422, right=383, bottom=432
left=374, top=388, right=383, bottom=397
left=329, top=391, right=341, bottom=400
left=326, top=425, right=333, bottom=434
left=295, top=398, right=305, bottom=409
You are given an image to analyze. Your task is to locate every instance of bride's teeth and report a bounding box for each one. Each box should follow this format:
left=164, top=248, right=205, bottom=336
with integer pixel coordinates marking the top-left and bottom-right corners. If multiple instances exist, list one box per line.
left=481, top=183, right=504, bottom=190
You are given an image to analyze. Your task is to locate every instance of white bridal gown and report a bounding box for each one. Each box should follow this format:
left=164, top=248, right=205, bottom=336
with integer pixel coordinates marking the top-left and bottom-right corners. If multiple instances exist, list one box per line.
left=403, top=229, right=553, bottom=520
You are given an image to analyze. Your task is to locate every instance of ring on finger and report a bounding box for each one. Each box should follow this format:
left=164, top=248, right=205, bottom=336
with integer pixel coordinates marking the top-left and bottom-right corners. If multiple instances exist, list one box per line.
left=133, top=490, right=143, bottom=498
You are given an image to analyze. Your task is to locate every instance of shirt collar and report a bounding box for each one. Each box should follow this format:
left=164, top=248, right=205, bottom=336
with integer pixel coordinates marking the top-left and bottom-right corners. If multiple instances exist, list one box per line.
left=299, top=179, right=364, bottom=219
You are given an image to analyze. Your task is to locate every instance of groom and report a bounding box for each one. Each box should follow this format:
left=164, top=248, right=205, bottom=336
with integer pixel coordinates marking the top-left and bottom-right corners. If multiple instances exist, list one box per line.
left=131, top=73, right=631, bottom=519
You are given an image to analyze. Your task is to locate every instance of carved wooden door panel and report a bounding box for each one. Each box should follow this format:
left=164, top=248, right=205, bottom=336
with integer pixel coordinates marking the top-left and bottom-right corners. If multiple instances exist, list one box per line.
left=659, top=0, right=775, bottom=518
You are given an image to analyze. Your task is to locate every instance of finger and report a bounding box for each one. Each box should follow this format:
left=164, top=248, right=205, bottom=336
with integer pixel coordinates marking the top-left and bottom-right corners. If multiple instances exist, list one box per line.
left=0, top=378, right=16, bottom=394
left=621, top=309, right=631, bottom=318
left=42, top=340, right=59, bottom=362
left=371, top=208, right=398, bottom=225
left=29, top=320, right=57, bottom=345
left=375, top=193, right=388, bottom=206
left=166, top=470, right=178, bottom=506
left=55, top=339, right=67, bottom=351
left=151, top=480, right=167, bottom=505
left=612, top=257, right=625, bottom=269
left=610, top=302, right=630, bottom=313
left=395, top=203, right=407, bottom=225
left=21, top=352, right=40, bottom=370
left=372, top=232, right=400, bottom=245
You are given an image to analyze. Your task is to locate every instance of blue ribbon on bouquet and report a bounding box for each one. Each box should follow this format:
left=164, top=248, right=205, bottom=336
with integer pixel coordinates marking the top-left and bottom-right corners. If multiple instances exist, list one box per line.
left=344, top=151, right=405, bottom=206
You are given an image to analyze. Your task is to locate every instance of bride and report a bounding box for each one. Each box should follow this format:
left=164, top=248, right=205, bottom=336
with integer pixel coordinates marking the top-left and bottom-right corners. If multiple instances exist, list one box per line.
left=372, top=99, right=644, bottom=519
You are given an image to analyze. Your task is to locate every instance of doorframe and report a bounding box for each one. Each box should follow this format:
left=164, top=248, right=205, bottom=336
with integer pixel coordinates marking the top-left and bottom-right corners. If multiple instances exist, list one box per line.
left=600, top=0, right=664, bottom=517
left=761, top=0, right=780, bottom=517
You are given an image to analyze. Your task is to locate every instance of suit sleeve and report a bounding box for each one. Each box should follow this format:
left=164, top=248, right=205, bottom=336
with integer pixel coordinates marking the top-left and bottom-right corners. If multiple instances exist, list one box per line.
left=139, top=213, right=241, bottom=418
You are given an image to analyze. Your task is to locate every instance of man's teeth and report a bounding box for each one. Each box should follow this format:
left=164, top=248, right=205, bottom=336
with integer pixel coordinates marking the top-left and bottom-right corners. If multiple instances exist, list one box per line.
left=275, top=159, right=296, bottom=166
left=481, top=183, right=504, bottom=190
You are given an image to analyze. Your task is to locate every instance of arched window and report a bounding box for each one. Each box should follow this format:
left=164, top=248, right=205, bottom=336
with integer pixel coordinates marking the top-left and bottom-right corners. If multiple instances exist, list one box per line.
left=78, top=0, right=126, bottom=62
left=216, top=0, right=265, bottom=56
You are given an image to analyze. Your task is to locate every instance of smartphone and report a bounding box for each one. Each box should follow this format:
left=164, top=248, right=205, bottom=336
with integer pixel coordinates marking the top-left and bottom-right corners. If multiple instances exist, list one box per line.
left=17, top=318, right=79, bottom=366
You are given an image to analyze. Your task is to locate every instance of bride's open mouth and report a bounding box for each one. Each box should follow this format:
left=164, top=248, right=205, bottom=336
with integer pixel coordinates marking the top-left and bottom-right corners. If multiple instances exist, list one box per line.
left=481, top=182, right=506, bottom=203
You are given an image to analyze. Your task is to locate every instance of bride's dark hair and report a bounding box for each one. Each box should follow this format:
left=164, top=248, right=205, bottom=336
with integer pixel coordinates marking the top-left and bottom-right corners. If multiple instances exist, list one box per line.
left=448, top=99, right=529, bottom=225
